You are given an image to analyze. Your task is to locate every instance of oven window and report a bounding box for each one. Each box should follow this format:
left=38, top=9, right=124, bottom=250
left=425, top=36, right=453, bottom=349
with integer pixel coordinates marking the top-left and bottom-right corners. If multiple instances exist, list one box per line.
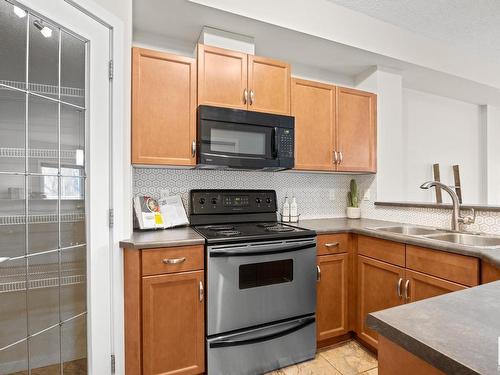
left=239, top=259, right=293, bottom=289
left=210, top=128, right=266, bottom=155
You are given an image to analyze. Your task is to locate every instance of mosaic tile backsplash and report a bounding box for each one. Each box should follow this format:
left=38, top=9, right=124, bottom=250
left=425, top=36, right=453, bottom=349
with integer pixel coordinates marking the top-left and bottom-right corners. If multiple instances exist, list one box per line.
left=133, top=168, right=500, bottom=234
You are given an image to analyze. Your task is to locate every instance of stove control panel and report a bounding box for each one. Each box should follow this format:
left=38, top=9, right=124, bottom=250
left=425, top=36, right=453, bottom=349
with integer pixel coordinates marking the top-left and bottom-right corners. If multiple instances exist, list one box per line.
left=190, top=189, right=277, bottom=215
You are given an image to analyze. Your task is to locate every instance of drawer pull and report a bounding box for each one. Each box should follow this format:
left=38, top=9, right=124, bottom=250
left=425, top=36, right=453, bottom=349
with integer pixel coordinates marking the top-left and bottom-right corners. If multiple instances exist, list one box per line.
left=324, top=242, right=340, bottom=248
left=162, top=257, right=186, bottom=265
left=199, top=281, right=204, bottom=302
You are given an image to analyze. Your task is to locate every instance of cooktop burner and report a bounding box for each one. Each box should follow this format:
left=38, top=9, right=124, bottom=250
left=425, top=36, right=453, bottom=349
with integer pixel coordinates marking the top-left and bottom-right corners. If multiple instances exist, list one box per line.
left=217, top=230, right=242, bottom=236
left=207, top=225, right=235, bottom=231
left=265, top=226, right=295, bottom=232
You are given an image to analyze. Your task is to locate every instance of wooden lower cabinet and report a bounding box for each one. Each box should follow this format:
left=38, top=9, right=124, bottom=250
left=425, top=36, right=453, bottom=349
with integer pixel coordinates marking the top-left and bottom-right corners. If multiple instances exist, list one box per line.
left=406, top=269, right=465, bottom=303
left=142, top=271, right=205, bottom=375
left=357, top=256, right=405, bottom=348
left=316, top=253, right=348, bottom=342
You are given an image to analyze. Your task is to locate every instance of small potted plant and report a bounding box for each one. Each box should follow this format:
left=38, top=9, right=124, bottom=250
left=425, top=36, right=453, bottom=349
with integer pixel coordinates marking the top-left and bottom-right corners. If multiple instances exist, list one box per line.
left=346, top=179, right=361, bottom=219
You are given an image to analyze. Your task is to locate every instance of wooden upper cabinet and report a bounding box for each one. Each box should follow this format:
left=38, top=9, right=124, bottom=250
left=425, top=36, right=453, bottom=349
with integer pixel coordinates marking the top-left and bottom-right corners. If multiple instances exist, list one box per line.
left=248, top=55, right=290, bottom=115
left=197, top=44, right=291, bottom=114
left=357, top=255, right=404, bottom=348
left=142, top=271, right=205, bottom=375
left=336, top=87, right=377, bottom=172
left=405, top=269, right=465, bottom=303
left=132, top=47, right=197, bottom=166
left=317, top=253, right=349, bottom=342
left=197, top=44, right=248, bottom=110
left=291, top=78, right=336, bottom=171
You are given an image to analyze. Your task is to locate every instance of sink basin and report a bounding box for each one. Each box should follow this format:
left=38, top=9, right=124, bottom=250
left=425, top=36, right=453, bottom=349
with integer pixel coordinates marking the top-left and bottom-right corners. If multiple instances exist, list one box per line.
left=424, top=233, right=500, bottom=248
left=373, top=226, right=445, bottom=236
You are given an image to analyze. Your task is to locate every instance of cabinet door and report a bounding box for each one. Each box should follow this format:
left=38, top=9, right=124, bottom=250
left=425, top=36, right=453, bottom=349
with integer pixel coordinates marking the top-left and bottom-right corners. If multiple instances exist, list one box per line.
left=132, top=47, right=197, bottom=165
left=248, top=55, right=291, bottom=114
left=357, top=255, right=404, bottom=348
left=291, top=78, right=336, bottom=171
left=197, top=44, right=248, bottom=109
left=405, top=269, right=465, bottom=303
left=142, top=271, right=205, bottom=375
left=336, top=87, right=377, bottom=172
left=317, top=253, right=348, bottom=342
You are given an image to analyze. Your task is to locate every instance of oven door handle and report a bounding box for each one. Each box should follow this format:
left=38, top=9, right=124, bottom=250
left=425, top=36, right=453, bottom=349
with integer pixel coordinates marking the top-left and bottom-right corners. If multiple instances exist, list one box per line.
left=209, top=316, right=315, bottom=348
left=209, top=242, right=316, bottom=257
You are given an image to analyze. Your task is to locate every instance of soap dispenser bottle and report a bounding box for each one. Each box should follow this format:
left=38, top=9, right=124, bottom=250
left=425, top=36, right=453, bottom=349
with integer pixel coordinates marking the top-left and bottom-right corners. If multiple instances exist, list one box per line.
left=282, top=197, right=290, bottom=222
left=290, top=197, right=298, bottom=222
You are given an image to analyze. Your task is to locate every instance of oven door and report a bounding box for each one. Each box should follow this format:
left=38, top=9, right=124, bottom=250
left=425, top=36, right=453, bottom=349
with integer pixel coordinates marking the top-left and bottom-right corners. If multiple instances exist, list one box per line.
left=207, top=238, right=317, bottom=335
left=198, top=119, right=281, bottom=169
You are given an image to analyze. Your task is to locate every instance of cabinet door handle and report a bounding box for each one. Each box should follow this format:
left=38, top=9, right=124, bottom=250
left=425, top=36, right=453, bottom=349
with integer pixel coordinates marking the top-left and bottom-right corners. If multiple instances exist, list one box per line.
left=396, top=277, right=403, bottom=298
left=325, top=242, right=340, bottom=248
left=249, top=90, right=255, bottom=105
left=199, top=281, right=204, bottom=302
left=316, top=265, right=321, bottom=282
left=162, top=257, right=186, bottom=265
left=339, top=151, right=344, bottom=164
left=191, top=140, right=196, bottom=157
left=243, top=89, right=248, bottom=104
left=404, top=279, right=410, bottom=301
left=333, top=151, right=338, bottom=164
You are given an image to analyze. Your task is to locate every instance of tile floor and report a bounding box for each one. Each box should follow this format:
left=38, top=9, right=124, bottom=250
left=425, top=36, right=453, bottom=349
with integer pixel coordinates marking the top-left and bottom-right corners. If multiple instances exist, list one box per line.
left=266, top=340, right=378, bottom=375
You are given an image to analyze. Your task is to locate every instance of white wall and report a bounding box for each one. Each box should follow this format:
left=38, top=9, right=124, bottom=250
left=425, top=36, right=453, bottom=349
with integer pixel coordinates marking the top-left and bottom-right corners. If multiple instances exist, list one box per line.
left=402, top=89, right=483, bottom=204
left=485, top=105, right=500, bottom=205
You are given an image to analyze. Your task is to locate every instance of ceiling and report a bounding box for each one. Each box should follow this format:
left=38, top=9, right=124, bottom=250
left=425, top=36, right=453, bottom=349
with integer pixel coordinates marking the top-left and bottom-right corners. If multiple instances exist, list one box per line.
left=328, top=0, right=500, bottom=61
left=133, top=0, right=500, bottom=105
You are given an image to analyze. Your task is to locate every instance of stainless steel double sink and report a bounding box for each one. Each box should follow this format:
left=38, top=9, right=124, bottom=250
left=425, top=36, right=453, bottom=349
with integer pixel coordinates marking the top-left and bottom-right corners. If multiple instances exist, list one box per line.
left=371, top=225, right=500, bottom=248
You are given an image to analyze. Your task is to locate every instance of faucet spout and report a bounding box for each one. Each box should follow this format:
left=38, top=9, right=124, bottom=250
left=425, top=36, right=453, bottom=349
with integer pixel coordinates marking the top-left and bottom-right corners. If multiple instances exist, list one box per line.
left=420, top=180, right=461, bottom=231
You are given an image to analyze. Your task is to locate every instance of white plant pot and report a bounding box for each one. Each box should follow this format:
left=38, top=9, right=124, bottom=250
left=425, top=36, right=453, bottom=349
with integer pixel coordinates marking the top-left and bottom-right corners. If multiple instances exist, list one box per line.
left=346, top=207, right=361, bottom=219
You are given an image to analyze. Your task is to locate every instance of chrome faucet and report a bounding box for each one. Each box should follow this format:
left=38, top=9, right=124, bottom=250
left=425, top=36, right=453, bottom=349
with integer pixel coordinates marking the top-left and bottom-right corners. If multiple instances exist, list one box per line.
left=420, top=181, right=476, bottom=231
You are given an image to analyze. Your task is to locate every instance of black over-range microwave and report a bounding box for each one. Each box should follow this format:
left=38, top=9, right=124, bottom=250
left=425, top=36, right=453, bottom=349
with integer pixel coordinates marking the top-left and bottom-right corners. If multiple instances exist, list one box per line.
left=196, top=105, right=295, bottom=171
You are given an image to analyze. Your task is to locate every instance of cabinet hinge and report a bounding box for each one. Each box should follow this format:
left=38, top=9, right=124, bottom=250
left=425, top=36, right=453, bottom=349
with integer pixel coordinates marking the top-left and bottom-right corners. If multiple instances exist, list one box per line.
left=111, top=354, right=116, bottom=373
left=108, top=208, right=114, bottom=228
left=108, top=59, right=114, bottom=80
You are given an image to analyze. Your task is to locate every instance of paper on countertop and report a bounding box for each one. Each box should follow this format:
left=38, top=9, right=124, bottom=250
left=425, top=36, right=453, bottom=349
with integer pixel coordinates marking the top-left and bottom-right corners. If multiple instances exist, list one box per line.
left=158, top=195, right=189, bottom=228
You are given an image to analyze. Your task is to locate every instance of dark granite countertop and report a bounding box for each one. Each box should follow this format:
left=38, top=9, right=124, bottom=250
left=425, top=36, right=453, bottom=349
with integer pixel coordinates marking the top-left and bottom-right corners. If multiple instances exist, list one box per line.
left=120, top=226, right=204, bottom=249
left=119, top=218, right=500, bottom=268
left=292, top=218, right=500, bottom=268
left=367, top=281, right=500, bottom=375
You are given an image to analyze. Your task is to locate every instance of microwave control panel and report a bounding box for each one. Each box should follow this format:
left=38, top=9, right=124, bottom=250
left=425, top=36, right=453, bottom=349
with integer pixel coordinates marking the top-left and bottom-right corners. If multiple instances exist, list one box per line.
left=278, top=128, right=294, bottom=159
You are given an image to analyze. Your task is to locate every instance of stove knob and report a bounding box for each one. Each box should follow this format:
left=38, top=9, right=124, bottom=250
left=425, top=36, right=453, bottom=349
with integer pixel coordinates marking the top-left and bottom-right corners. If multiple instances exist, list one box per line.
left=255, top=197, right=261, bottom=204
left=199, top=198, right=206, bottom=205
left=211, top=197, right=218, bottom=205
left=266, top=197, right=272, bottom=204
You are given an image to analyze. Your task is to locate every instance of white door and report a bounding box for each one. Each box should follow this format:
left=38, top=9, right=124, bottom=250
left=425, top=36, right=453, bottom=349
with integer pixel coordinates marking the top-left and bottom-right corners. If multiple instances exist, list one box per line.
left=0, top=0, right=111, bottom=373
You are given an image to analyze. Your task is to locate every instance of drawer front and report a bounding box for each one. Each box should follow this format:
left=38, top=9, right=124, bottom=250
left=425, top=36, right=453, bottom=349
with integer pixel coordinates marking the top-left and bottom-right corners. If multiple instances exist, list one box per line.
left=357, top=236, right=405, bottom=267
left=406, top=245, right=479, bottom=287
left=142, top=245, right=204, bottom=276
left=317, top=233, right=350, bottom=255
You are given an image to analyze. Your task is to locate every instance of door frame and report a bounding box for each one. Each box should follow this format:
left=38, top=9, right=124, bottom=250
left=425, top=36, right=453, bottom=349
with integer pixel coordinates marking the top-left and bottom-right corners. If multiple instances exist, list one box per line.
left=14, top=0, right=130, bottom=373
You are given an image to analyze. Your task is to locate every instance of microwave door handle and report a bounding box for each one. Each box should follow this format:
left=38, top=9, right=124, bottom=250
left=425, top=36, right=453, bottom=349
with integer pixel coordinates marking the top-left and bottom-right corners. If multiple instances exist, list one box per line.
left=272, top=127, right=279, bottom=158
left=209, top=316, right=315, bottom=348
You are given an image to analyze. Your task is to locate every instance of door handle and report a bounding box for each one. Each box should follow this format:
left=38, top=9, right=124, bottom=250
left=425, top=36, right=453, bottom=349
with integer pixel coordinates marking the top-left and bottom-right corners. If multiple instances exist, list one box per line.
left=333, top=151, right=338, bottom=164
left=162, top=257, right=186, bottom=264
left=199, top=281, right=204, bottom=302
left=404, top=279, right=410, bottom=301
left=249, top=90, right=255, bottom=105
left=316, top=265, right=321, bottom=282
left=338, top=151, right=344, bottom=164
left=243, top=89, right=248, bottom=104
left=191, top=140, right=196, bottom=157
left=396, top=277, right=403, bottom=298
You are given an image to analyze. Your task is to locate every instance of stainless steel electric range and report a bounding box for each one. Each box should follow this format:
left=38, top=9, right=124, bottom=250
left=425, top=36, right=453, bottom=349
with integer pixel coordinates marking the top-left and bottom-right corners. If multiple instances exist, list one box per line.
left=190, top=189, right=317, bottom=375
